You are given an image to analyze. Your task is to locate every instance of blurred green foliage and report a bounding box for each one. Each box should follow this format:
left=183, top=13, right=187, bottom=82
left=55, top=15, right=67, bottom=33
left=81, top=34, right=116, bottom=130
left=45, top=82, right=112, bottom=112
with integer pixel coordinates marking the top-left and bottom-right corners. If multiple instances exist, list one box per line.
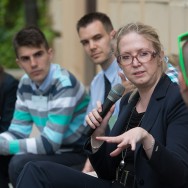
left=0, top=0, right=56, bottom=68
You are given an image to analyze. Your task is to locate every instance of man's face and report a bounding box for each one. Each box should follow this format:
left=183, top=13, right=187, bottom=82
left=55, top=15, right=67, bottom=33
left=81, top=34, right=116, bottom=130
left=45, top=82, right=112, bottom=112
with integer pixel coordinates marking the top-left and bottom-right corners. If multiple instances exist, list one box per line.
left=16, top=45, right=53, bottom=85
left=78, top=20, right=115, bottom=69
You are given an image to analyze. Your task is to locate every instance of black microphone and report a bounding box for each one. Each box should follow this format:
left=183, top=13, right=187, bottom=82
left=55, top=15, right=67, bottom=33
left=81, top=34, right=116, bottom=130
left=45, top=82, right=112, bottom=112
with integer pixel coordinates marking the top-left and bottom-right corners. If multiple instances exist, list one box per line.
left=84, top=83, right=125, bottom=137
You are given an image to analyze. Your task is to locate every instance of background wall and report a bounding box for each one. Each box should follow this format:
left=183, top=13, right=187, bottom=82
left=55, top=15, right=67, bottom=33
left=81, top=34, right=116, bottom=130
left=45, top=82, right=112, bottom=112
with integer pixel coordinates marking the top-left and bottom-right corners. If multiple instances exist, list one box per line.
left=48, top=0, right=188, bottom=85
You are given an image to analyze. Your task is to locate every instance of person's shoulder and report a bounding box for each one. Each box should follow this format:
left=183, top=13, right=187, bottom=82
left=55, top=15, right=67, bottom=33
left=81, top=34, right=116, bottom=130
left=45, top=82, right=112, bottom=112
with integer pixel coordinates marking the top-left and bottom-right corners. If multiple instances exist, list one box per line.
left=158, top=75, right=183, bottom=107
left=19, top=74, right=30, bottom=85
left=163, top=74, right=179, bottom=93
left=3, top=72, right=18, bottom=82
left=1, top=72, right=19, bottom=89
left=90, top=70, right=103, bottom=86
left=53, top=65, right=82, bottom=88
left=167, top=79, right=181, bottom=99
left=164, top=79, right=188, bottom=116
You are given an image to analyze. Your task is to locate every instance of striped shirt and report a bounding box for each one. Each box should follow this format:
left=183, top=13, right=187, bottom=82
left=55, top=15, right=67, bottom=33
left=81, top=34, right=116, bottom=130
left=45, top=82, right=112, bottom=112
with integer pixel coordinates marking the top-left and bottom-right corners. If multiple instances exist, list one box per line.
left=0, top=64, right=89, bottom=155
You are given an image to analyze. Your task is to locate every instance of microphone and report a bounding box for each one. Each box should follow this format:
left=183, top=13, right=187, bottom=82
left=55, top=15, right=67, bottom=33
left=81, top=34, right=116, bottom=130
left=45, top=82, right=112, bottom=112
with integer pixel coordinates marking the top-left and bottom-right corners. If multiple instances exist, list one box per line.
left=83, top=83, right=125, bottom=137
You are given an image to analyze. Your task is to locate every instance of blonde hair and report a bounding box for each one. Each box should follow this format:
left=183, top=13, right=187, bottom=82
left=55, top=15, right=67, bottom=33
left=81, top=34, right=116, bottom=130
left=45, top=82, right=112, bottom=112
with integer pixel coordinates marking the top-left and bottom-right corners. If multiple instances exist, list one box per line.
left=115, top=22, right=167, bottom=73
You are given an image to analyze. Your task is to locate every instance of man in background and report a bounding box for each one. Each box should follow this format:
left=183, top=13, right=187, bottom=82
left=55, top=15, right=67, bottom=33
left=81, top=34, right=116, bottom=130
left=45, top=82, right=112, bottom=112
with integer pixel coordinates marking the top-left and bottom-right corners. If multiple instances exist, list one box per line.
left=76, top=12, right=127, bottom=174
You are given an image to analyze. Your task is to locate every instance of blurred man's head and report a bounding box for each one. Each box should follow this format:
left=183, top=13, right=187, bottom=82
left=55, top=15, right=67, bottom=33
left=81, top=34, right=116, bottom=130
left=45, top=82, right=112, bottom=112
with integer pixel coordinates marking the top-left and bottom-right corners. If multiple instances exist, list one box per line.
left=182, top=40, right=188, bottom=77
left=179, top=38, right=188, bottom=106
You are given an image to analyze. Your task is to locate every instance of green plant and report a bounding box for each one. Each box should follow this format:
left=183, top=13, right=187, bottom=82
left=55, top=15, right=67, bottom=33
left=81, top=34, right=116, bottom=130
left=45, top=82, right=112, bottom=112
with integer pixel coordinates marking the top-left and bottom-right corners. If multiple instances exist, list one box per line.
left=0, top=0, right=55, bottom=69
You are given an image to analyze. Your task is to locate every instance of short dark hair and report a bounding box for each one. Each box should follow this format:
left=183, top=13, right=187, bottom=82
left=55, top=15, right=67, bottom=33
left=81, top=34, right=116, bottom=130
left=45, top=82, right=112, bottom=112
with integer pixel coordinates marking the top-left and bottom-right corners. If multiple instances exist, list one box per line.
left=76, top=12, right=113, bottom=33
left=13, top=26, right=49, bottom=57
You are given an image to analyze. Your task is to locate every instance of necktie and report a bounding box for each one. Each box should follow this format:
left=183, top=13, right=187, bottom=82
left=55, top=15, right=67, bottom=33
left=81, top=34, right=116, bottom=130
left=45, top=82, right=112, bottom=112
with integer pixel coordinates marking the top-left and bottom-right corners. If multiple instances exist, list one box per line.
left=103, top=74, right=111, bottom=134
left=104, top=74, right=111, bottom=100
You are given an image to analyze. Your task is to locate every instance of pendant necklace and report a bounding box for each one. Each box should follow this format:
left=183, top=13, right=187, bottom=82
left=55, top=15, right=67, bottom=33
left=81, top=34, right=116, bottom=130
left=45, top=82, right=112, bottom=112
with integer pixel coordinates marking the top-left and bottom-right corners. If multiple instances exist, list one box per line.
left=115, top=100, right=145, bottom=184
left=119, top=106, right=145, bottom=169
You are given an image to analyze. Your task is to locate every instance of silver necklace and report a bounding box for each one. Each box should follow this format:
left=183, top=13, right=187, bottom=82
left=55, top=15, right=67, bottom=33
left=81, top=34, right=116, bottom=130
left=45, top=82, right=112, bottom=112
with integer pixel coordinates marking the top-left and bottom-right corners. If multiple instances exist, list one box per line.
left=119, top=106, right=145, bottom=169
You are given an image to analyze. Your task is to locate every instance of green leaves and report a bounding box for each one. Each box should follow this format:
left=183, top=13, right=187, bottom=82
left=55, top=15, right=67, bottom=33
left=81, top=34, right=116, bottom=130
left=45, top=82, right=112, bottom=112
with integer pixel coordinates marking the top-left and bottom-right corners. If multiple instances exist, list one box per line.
left=0, top=0, right=55, bottom=69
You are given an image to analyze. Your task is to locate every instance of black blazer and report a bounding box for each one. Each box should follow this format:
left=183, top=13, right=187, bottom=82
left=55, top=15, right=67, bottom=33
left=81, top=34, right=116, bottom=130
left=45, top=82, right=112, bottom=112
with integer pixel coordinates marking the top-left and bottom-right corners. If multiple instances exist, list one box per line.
left=87, top=75, right=188, bottom=188
left=0, top=72, right=18, bottom=133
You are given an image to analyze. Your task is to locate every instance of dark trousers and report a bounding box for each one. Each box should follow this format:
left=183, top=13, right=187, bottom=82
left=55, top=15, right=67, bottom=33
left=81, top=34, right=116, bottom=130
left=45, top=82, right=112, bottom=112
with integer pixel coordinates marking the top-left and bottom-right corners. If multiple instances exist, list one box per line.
left=0, top=156, right=12, bottom=188
left=0, top=152, right=86, bottom=188
left=16, top=161, right=124, bottom=188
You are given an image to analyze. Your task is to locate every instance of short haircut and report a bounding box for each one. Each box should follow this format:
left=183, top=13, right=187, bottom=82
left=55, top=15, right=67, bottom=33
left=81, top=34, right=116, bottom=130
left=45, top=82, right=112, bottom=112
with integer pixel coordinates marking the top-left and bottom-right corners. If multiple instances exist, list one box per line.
left=13, top=26, right=49, bottom=57
left=76, top=12, right=113, bottom=33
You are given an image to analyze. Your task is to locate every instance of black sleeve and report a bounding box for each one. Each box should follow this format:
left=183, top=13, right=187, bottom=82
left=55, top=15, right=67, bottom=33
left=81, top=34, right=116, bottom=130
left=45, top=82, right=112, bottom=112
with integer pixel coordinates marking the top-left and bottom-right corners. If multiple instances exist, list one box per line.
left=0, top=74, right=18, bottom=132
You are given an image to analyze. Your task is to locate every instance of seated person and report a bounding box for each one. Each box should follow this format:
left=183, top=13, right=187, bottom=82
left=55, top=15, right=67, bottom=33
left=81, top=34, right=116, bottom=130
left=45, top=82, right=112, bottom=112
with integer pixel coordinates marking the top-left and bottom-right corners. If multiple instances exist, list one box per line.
left=0, top=26, right=89, bottom=188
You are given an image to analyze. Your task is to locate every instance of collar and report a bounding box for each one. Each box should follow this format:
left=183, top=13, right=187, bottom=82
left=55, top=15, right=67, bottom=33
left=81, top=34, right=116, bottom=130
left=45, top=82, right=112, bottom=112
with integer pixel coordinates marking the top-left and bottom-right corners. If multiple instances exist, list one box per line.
left=31, top=63, right=56, bottom=92
left=103, top=59, right=121, bottom=84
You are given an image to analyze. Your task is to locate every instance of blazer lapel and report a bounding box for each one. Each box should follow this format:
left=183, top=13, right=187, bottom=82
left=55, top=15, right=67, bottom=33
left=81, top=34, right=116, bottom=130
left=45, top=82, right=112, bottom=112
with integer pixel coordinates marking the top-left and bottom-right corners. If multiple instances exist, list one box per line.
left=111, top=92, right=140, bottom=136
left=135, top=75, right=172, bottom=154
left=141, top=75, right=171, bottom=132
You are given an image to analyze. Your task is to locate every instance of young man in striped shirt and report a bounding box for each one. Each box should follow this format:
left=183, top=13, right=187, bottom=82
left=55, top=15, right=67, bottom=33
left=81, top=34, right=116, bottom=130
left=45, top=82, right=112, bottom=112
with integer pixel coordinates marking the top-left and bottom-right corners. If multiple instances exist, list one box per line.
left=0, top=26, right=89, bottom=188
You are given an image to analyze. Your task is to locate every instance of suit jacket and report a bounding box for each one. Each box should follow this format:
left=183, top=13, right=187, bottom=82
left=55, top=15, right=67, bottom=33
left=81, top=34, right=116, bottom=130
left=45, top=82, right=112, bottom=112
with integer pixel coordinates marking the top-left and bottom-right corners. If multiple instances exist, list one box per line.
left=86, top=75, right=188, bottom=188
left=0, top=72, right=18, bottom=133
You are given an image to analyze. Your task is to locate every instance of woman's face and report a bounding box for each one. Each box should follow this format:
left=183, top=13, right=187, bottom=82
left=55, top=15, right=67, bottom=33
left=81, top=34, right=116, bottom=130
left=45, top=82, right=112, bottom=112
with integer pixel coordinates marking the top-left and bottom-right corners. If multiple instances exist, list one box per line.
left=118, top=32, right=162, bottom=89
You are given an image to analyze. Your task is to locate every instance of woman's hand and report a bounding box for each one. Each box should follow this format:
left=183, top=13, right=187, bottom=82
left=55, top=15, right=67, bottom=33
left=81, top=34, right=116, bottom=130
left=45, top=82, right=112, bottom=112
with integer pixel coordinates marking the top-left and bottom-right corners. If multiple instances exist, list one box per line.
left=96, top=127, right=154, bottom=159
left=85, top=101, right=115, bottom=152
left=85, top=101, right=115, bottom=137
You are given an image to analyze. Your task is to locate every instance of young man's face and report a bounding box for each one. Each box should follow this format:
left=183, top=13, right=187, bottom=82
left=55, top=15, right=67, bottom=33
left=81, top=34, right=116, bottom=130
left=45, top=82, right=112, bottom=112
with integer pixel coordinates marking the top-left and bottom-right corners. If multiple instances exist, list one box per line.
left=16, top=45, right=53, bottom=85
left=78, top=20, right=115, bottom=70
